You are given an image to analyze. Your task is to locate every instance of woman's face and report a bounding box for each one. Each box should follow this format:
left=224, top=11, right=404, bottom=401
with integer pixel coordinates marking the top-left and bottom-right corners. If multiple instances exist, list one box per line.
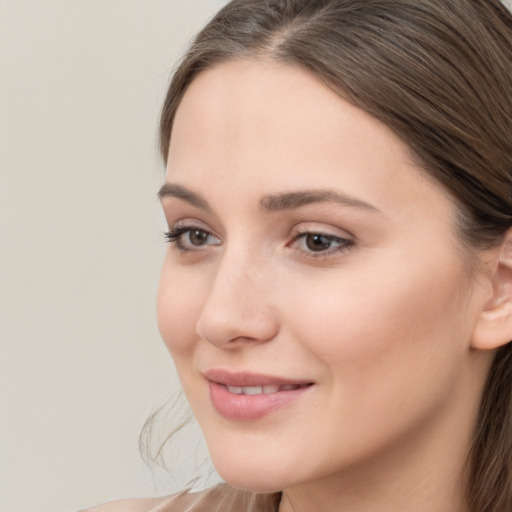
left=158, top=60, right=491, bottom=493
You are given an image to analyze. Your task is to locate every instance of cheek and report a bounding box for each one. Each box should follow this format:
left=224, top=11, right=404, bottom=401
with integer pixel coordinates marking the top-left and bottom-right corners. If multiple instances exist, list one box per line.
left=283, top=254, right=472, bottom=398
left=157, top=256, right=204, bottom=358
left=274, top=255, right=476, bottom=464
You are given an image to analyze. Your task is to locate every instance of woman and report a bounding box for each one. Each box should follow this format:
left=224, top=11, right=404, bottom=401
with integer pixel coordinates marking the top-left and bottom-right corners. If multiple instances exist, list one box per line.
left=86, top=0, right=512, bottom=510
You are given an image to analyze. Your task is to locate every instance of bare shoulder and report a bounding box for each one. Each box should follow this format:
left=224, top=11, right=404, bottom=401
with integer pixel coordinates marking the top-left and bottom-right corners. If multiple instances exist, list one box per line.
left=79, top=496, right=171, bottom=512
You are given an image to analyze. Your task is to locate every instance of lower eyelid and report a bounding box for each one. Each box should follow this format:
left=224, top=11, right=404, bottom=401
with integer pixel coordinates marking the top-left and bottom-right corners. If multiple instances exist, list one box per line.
left=306, top=242, right=353, bottom=258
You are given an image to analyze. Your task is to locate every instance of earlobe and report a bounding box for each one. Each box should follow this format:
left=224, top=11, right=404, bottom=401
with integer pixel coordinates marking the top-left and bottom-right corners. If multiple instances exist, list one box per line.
left=472, top=231, right=512, bottom=351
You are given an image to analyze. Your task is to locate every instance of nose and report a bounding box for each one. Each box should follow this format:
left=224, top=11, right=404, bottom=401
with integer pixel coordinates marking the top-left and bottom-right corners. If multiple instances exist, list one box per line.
left=195, top=251, right=279, bottom=349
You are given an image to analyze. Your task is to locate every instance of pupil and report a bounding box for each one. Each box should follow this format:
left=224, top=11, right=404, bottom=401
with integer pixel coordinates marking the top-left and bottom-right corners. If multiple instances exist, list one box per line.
left=306, top=234, right=331, bottom=251
left=190, top=230, right=208, bottom=246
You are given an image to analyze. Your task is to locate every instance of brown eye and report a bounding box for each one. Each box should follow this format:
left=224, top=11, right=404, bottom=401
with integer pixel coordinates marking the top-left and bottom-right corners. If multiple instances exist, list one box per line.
left=305, top=234, right=333, bottom=252
left=164, top=226, right=221, bottom=251
left=290, top=231, right=353, bottom=258
left=189, top=229, right=209, bottom=246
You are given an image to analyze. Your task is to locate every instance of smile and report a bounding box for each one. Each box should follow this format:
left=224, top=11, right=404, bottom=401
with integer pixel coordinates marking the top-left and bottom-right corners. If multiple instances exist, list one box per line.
left=204, top=369, right=314, bottom=421
left=224, top=383, right=309, bottom=395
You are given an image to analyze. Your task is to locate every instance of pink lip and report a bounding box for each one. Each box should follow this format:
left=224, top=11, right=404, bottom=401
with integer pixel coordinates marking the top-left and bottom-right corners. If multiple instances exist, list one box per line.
left=204, top=369, right=314, bottom=421
left=204, top=368, right=313, bottom=387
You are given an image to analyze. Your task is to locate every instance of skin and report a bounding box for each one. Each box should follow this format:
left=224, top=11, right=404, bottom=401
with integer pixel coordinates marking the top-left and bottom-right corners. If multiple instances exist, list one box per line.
left=157, top=59, right=498, bottom=512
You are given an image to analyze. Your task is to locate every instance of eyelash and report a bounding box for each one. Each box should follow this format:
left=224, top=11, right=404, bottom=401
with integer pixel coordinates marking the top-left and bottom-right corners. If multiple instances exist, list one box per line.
left=164, top=226, right=220, bottom=252
left=164, top=226, right=354, bottom=258
left=290, top=231, right=354, bottom=258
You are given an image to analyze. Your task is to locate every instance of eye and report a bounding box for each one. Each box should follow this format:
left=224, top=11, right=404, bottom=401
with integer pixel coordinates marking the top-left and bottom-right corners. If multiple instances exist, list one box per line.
left=303, top=233, right=336, bottom=252
left=291, top=231, right=353, bottom=257
left=164, top=225, right=221, bottom=251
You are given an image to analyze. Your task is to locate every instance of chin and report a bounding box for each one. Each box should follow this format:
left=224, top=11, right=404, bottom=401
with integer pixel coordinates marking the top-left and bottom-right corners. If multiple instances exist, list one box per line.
left=211, top=455, right=294, bottom=493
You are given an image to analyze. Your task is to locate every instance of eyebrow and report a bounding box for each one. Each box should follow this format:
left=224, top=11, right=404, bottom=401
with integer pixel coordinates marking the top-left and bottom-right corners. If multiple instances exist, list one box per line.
left=259, top=189, right=381, bottom=213
left=158, top=183, right=381, bottom=214
left=158, top=183, right=211, bottom=211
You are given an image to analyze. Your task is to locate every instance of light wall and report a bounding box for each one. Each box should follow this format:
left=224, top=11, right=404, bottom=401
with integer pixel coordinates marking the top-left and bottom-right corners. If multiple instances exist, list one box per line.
left=0, top=1, right=227, bottom=511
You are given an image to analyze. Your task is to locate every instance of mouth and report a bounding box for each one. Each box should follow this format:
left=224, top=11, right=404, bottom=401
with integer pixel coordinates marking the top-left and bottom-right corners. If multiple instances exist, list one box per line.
left=220, top=383, right=311, bottom=395
left=204, top=369, right=315, bottom=421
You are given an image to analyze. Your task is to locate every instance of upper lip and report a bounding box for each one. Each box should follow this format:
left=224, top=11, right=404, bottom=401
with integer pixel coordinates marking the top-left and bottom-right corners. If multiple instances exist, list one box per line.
left=203, top=368, right=314, bottom=387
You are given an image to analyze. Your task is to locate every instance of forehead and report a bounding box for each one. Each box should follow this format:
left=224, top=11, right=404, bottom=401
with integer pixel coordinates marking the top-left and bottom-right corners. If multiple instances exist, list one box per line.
left=167, top=59, right=450, bottom=223
left=170, top=59, right=405, bottom=165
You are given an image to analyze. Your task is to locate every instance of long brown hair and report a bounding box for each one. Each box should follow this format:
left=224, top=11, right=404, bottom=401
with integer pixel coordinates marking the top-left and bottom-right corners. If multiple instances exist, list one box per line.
left=158, top=1, right=512, bottom=510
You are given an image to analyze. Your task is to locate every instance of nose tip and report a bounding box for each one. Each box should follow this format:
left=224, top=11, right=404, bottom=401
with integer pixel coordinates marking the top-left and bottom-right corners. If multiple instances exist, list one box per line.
left=195, top=266, right=279, bottom=349
left=196, top=306, right=279, bottom=348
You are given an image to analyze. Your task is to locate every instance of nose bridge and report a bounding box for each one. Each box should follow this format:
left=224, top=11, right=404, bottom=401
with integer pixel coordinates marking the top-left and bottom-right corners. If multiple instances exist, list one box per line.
left=196, top=243, right=278, bottom=347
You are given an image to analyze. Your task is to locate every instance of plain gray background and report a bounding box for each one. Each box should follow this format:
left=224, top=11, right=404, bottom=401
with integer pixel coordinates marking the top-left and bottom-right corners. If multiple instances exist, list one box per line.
left=0, top=1, right=226, bottom=511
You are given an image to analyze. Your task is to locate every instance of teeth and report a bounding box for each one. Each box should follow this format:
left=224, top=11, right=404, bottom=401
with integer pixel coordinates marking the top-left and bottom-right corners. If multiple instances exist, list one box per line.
left=244, top=386, right=263, bottom=395
left=225, top=384, right=304, bottom=395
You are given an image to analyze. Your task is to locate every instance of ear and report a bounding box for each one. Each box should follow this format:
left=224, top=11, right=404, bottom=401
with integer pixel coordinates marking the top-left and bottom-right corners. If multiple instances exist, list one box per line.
left=472, top=230, right=512, bottom=350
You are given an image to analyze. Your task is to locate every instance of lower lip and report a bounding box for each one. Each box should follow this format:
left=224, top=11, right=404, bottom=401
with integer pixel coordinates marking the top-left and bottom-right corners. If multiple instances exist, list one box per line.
left=208, top=381, right=312, bottom=421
